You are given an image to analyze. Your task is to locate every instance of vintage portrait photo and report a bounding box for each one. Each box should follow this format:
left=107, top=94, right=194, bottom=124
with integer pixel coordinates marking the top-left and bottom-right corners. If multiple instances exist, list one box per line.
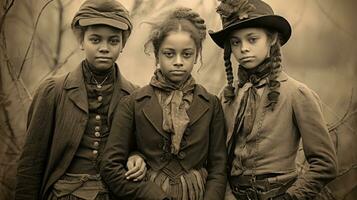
left=0, top=0, right=356, bottom=199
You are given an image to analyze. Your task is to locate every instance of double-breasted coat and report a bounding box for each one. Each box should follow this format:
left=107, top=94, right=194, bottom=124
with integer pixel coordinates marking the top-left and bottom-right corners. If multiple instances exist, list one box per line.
left=100, top=84, right=228, bottom=200
left=15, top=64, right=137, bottom=200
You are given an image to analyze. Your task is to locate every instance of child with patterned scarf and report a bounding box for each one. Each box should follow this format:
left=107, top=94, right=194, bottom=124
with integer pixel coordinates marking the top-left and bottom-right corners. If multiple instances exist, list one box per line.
left=209, top=0, right=338, bottom=200
left=101, top=7, right=227, bottom=200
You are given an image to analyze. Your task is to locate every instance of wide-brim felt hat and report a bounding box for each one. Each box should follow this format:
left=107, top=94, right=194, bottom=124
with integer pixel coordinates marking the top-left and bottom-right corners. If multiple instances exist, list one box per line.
left=209, top=0, right=291, bottom=48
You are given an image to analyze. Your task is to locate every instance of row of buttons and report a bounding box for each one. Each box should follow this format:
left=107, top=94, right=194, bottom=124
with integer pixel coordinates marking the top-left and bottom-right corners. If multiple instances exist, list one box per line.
left=94, top=113, right=102, bottom=155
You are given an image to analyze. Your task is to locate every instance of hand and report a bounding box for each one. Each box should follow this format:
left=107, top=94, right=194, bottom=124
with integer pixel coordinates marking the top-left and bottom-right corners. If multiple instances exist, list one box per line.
left=125, top=154, right=147, bottom=181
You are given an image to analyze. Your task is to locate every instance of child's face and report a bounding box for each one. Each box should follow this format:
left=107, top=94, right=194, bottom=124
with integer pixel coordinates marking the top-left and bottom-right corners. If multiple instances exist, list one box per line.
left=158, top=31, right=197, bottom=84
left=81, top=25, right=123, bottom=71
left=230, top=28, right=274, bottom=69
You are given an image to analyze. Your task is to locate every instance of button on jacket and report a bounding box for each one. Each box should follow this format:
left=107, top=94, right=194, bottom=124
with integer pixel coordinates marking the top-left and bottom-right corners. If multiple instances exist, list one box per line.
left=15, top=64, right=137, bottom=200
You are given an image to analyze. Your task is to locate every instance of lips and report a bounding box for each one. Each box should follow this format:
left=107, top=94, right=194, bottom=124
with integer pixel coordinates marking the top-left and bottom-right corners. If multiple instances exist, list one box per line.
left=170, top=70, right=186, bottom=75
left=239, top=56, right=254, bottom=62
left=96, top=57, right=112, bottom=62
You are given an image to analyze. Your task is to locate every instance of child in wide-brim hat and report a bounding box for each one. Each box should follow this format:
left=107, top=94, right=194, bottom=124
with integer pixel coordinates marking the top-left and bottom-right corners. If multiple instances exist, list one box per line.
left=209, top=0, right=337, bottom=200
left=15, top=1, right=146, bottom=199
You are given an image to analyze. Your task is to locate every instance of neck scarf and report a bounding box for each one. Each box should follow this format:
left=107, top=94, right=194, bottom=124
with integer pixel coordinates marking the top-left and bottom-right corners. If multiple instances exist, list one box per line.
left=150, top=69, right=196, bottom=155
left=236, top=58, right=272, bottom=137
left=227, top=58, right=273, bottom=171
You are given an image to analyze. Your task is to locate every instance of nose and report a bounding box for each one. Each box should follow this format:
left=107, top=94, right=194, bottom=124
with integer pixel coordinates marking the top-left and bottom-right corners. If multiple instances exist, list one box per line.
left=99, top=42, right=109, bottom=53
left=240, top=41, right=249, bottom=53
left=173, top=55, right=183, bottom=67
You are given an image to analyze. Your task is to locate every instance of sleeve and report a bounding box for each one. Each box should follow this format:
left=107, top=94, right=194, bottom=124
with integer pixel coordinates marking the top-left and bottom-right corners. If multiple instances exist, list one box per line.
left=15, top=78, right=57, bottom=200
left=287, top=85, right=338, bottom=200
left=204, top=96, right=228, bottom=200
left=100, top=95, right=170, bottom=200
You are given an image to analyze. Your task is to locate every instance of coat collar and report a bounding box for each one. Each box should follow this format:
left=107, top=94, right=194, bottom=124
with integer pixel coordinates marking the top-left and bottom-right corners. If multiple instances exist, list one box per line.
left=64, top=65, right=88, bottom=113
left=137, top=84, right=210, bottom=139
left=64, top=63, right=134, bottom=116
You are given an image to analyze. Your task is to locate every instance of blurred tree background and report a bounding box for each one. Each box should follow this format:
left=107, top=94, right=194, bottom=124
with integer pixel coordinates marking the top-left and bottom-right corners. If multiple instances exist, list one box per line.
left=0, top=0, right=356, bottom=199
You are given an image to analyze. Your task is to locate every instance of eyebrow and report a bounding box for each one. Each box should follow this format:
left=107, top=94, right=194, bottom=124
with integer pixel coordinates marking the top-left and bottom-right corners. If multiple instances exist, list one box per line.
left=247, top=32, right=260, bottom=36
left=88, top=34, right=121, bottom=38
left=231, top=32, right=260, bottom=39
left=161, top=47, right=195, bottom=51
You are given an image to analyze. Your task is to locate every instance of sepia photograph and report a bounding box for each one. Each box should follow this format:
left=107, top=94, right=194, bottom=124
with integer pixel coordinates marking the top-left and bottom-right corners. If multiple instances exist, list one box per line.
left=0, top=0, right=356, bottom=199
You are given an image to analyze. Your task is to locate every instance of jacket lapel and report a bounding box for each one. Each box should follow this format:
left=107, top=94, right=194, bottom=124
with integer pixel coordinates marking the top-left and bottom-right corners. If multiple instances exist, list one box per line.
left=140, top=86, right=169, bottom=139
left=107, top=67, right=134, bottom=121
left=64, top=65, right=88, bottom=114
left=187, top=85, right=209, bottom=126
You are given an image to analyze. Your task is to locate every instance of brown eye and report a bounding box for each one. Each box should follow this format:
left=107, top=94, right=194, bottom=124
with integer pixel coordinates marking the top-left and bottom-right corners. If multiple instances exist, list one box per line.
left=248, top=37, right=258, bottom=43
left=163, top=51, right=174, bottom=58
left=110, top=38, right=120, bottom=45
left=182, top=52, right=193, bottom=58
left=90, top=38, right=100, bottom=44
left=230, top=39, right=241, bottom=46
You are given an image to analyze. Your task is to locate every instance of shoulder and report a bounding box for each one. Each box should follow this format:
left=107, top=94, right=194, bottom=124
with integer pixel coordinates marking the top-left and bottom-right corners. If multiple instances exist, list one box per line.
left=119, top=74, right=140, bottom=95
left=34, top=73, right=69, bottom=98
left=281, top=73, right=322, bottom=106
left=195, top=84, right=220, bottom=105
left=119, top=85, right=152, bottom=105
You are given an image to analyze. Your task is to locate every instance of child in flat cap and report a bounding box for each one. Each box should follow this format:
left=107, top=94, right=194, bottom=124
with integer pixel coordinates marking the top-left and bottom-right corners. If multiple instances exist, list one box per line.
left=100, top=7, right=227, bottom=200
left=15, top=1, right=145, bottom=199
left=209, top=0, right=338, bottom=200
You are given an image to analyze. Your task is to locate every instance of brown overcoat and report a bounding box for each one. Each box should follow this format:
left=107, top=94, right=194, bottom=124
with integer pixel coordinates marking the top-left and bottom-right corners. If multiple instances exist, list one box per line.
left=15, top=64, right=137, bottom=200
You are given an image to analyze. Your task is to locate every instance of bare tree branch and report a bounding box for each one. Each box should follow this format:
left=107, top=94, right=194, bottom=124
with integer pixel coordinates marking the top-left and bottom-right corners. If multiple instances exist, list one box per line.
left=53, top=0, right=64, bottom=68
left=0, top=0, right=15, bottom=32
left=17, top=0, right=55, bottom=79
left=315, top=0, right=357, bottom=40
left=328, top=88, right=356, bottom=133
left=38, top=48, right=77, bottom=84
left=291, top=0, right=306, bottom=28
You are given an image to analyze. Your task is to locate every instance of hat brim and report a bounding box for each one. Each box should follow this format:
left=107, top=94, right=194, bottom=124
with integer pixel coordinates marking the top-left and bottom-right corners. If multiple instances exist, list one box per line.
left=79, top=18, right=129, bottom=30
left=209, top=15, right=291, bottom=48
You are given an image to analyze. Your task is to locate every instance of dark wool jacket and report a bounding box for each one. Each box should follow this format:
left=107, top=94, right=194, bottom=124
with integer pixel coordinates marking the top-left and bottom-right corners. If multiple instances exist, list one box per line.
left=15, top=64, right=137, bottom=200
left=100, top=85, right=228, bottom=200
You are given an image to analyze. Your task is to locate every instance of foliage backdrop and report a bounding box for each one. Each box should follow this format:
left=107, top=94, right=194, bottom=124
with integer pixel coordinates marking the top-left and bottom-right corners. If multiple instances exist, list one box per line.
left=0, top=0, right=356, bottom=199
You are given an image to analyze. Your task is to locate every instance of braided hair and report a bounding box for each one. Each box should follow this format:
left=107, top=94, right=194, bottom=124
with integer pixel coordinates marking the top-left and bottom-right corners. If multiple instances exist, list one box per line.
left=144, top=7, right=207, bottom=65
left=223, top=39, right=236, bottom=102
left=223, top=30, right=283, bottom=110
left=265, top=34, right=282, bottom=110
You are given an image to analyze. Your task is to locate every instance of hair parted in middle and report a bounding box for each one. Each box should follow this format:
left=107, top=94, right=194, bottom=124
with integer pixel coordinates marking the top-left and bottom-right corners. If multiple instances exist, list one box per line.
left=144, top=7, right=207, bottom=65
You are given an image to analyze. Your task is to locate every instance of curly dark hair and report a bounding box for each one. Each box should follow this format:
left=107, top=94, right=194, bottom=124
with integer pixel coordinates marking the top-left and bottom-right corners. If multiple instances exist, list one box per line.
left=144, top=7, right=207, bottom=65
